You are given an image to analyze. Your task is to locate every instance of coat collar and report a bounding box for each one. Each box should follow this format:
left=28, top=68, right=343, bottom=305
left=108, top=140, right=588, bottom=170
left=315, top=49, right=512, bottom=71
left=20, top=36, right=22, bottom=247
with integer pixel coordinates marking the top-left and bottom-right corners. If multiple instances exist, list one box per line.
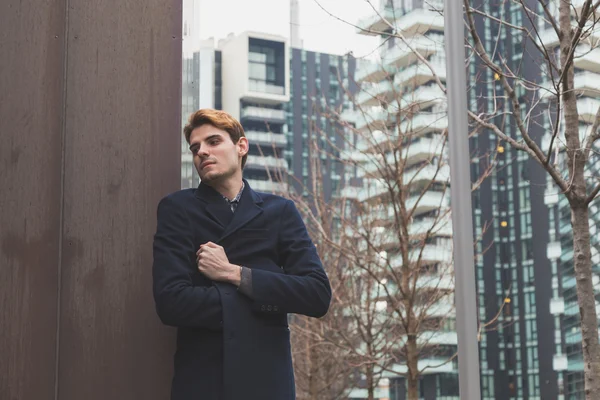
left=195, top=179, right=264, bottom=240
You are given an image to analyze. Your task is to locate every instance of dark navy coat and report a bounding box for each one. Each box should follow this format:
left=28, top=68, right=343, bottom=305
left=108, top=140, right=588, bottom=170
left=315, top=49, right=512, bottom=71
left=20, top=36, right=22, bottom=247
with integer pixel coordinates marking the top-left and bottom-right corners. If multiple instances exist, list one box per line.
left=152, top=180, right=331, bottom=400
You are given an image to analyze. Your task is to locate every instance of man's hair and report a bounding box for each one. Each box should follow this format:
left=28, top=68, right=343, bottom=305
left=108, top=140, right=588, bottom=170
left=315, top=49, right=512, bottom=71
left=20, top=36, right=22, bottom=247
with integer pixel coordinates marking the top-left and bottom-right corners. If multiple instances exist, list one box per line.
left=183, top=109, right=248, bottom=169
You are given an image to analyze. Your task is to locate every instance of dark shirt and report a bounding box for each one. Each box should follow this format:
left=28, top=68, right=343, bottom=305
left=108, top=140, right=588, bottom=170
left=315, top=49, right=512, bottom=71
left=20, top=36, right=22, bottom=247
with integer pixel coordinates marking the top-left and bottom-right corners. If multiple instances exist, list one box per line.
left=220, top=182, right=253, bottom=298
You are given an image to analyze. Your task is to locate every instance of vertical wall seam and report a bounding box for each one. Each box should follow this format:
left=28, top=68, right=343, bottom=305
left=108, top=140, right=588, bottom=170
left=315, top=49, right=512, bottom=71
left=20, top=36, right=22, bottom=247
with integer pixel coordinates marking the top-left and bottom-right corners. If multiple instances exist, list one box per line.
left=54, top=0, right=70, bottom=397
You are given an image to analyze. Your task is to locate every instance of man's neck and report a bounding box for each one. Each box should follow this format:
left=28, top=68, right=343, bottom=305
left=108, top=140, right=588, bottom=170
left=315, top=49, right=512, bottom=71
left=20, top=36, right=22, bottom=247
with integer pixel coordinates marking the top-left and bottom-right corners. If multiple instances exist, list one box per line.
left=208, top=177, right=243, bottom=201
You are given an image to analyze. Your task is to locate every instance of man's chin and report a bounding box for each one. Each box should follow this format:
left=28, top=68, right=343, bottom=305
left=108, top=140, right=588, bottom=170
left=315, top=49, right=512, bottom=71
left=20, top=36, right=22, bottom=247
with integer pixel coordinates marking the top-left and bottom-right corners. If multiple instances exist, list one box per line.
left=199, top=171, right=221, bottom=183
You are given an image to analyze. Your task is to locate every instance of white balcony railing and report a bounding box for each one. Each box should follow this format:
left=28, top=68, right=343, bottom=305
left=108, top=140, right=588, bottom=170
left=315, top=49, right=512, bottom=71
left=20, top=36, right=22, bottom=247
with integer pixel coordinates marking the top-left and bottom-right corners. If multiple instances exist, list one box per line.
left=356, top=80, right=394, bottom=106
left=356, top=7, right=398, bottom=36
left=355, top=61, right=397, bottom=83
left=574, top=45, right=600, bottom=73
left=540, top=70, right=600, bottom=99
left=400, top=85, right=446, bottom=110
left=395, top=6, right=444, bottom=36
left=246, top=179, right=288, bottom=193
left=400, top=113, right=448, bottom=136
left=244, top=155, right=288, bottom=170
left=407, top=190, right=448, bottom=215
left=409, top=214, right=453, bottom=237
left=353, top=107, right=390, bottom=131
left=394, top=60, right=447, bottom=88
left=245, top=131, right=287, bottom=147
left=404, top=164, right=450, bottom=185
left=381, top=35, right=442, bottom=69
left=248, top=79, right=285, bottom=95
left=578, top=97, right=600, bottom=123
left=358, top=133, right=447, bottom=175
left=241, top=106, right=286, bottom=121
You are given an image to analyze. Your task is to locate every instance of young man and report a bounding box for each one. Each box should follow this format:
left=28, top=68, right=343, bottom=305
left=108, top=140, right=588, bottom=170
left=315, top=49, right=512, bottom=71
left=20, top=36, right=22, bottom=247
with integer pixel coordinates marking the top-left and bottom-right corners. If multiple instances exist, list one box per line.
left=152, top=109, right=331, bottom=400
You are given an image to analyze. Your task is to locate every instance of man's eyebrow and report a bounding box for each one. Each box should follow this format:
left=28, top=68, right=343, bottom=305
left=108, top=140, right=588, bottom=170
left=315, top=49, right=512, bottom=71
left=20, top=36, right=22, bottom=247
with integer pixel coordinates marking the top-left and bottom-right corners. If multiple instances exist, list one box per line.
left=189, top=134, right=223, bottom=150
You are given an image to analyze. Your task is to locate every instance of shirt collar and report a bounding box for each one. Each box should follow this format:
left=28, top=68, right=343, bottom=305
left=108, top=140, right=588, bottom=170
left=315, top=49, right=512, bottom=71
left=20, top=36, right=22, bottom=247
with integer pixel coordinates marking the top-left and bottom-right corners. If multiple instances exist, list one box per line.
left=222, top=181, right=245, bottom=204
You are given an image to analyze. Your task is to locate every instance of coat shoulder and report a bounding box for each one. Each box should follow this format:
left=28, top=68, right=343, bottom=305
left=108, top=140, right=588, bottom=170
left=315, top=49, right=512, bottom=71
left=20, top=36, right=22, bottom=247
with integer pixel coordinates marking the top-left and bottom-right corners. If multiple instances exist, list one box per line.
left=253, top=191, right=291, bottom=207
left=159, top=188, right=196, bottom=205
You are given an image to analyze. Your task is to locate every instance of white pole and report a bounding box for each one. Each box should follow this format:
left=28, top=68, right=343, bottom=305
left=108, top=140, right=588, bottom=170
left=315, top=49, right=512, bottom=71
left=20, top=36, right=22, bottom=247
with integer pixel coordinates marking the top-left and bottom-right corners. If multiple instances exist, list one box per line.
left=443, top=1, right=482, bottom=399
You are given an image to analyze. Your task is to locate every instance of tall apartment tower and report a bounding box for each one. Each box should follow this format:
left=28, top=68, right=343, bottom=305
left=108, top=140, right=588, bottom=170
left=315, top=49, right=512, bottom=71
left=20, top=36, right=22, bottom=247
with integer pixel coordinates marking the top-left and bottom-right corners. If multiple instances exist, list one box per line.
left=218, top=31, right=290, bottom=193
left=467, top=2, right=557, bottom=398
left=353, top=1, right=457, bottom=398
left=286, top=48, right=356, bottom=199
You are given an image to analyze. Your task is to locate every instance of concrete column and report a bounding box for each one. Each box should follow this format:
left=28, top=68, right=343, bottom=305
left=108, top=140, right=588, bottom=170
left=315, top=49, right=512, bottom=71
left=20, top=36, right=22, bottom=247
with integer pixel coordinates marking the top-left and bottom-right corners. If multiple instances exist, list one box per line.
left=0, top=0, right=182, bottom=398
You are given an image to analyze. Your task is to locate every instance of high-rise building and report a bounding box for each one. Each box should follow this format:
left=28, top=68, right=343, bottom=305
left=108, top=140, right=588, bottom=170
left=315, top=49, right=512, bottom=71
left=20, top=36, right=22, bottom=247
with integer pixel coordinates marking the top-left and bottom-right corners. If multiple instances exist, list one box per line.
left=467, top=1, right=558, bottom=398
left=351, top=1, right=458, bottom=399
left=218, top=31, right=290, bottom=193
left=286, top=48, right=357, bottom=199
left=537, top=2, right=600, bottom=398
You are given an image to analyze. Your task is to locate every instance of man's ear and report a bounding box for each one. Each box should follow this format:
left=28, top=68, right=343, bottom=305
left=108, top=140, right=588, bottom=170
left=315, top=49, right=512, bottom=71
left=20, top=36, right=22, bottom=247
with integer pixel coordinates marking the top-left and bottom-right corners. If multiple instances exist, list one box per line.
left=238, top=137, right=249, bottom=157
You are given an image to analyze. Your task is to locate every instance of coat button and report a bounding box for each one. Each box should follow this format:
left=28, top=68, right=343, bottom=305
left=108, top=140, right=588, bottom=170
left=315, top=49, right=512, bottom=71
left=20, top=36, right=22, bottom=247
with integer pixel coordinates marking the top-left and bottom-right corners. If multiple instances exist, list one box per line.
left=267, top=305, right=272, bottom=311
left=261, top=305, right=266, bottom=311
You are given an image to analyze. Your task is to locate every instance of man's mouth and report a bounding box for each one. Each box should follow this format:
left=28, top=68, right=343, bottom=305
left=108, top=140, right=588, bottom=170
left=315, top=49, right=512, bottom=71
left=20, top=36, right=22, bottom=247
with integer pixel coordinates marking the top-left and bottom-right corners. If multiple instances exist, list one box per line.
left=201, top=161, right=215, bottom=169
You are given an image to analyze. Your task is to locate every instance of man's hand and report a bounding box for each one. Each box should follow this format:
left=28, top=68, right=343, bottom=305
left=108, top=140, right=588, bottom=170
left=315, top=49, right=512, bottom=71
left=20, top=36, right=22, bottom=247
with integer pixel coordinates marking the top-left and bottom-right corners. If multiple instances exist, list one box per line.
left=196, top=242, right=241, bottom=286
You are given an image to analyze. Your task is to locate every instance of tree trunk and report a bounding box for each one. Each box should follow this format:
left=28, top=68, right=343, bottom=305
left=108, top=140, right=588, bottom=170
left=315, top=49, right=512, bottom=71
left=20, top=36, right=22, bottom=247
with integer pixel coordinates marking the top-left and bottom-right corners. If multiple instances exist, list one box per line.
left=571, top=205, right=600, bottom=399
left=558, top=1, right=600, bottom=396
left=308, top=333, right=319, bottom=400
left=406, top=335, right=419, bottom=400
left=366, top=363, right=375, bottom=400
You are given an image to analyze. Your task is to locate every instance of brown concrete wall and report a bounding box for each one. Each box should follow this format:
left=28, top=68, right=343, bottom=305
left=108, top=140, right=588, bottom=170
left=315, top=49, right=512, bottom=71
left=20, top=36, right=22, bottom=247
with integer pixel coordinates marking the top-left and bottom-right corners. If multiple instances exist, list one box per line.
left=0, top=0, right=182, bottom=398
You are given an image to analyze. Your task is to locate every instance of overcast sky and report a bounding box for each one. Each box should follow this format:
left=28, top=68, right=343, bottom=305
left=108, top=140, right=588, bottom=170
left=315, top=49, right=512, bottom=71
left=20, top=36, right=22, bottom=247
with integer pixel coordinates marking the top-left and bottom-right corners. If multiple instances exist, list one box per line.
left=194, top=0, right=380, bottom=59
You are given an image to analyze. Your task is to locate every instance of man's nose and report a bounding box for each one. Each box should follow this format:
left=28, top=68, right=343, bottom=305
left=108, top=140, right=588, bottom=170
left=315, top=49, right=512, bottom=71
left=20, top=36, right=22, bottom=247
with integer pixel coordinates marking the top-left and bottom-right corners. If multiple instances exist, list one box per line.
left=195, top=146, right=209, bottom=157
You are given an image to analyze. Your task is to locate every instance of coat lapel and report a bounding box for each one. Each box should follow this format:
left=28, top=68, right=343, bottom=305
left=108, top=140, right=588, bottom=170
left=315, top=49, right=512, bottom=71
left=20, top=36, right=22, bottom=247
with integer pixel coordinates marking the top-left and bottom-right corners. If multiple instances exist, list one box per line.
left=219, top=181, right=264, bottom=242
left=195, top=183, right=234, bottom=229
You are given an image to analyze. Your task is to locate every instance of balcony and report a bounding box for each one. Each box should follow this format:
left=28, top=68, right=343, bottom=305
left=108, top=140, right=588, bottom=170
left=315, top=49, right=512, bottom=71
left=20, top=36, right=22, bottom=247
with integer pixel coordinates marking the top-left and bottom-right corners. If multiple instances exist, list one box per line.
left=541, top=125, right=591, bottom=153
left=395, top=6, right=444, bottom=36
left=407, top=190, right=448, bottom=215
left=240, top=106, right=286, bottom=123
left=355, top=61, right=397, bottom=83
left=415, top=273, right=454, bottom=290
left=574, top=45, right=600, bottom=73
left=385, top=239, right=451, bottom=264
left=356, top=80, right=395, bottom=106
left=404, top=164, right=450, bottom=186
left=248, top=79, right=285, bottom=96
left=359, top=133, right=447, bottom=175
left=246, top=179, right=288, bottom=193
left=400, top=113, right=448, bottom=136
left=400, top=85, right=446, bottom=111
left=539, top=24, right=600, bottom=49
left=244, top=155, right=288, bottom=171
left=577, top=97, right=600, bottom=123
left=540, top=71, right=600, bottom=99
left=356, top=7, right=397, bottom=36
left=409, top=242, right=452, bottom=264
left=394, top=60, right=447, bottom=89
left=387, top=357, right=456, bottom=376
left=409, top=213, right=452, bottom=237
left=382, top=35, right=441, bottom=69
left=353, top=107, right=390, bottom=131
left=244, top=131, right=287, bottom=148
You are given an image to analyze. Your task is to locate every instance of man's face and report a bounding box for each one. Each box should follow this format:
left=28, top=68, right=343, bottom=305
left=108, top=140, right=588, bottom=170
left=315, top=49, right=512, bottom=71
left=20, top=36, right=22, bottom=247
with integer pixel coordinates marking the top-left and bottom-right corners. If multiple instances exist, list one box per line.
left=189, top=124, right=248, bottom=184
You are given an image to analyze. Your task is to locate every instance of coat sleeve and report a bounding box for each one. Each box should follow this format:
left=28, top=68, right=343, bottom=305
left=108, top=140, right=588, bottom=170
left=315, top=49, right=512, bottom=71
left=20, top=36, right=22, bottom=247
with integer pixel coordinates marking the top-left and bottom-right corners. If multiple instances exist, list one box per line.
left=152, top=196, right=223, bottom=330
left=249, top=199, right=332, bottom=317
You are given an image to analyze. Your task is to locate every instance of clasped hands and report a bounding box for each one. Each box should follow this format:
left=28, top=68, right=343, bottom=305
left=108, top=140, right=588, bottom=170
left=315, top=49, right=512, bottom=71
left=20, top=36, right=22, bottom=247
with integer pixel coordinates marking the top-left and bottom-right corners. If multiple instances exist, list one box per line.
left=196, top=242, right=241, bottom=286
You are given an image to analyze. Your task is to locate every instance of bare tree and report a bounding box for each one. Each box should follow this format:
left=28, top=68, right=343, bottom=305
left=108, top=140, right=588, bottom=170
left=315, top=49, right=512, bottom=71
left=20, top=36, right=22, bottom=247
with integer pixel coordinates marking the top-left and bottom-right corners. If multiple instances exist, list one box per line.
left=276, top=51, right=493, bottom=397
left=462, top=1, right=600, bottom=398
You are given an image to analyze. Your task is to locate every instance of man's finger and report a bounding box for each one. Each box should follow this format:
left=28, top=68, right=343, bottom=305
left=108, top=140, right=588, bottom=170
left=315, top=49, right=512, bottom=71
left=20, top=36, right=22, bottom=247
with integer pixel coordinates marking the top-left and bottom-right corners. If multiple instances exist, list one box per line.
left=204, top=242, right=220, bottom=248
